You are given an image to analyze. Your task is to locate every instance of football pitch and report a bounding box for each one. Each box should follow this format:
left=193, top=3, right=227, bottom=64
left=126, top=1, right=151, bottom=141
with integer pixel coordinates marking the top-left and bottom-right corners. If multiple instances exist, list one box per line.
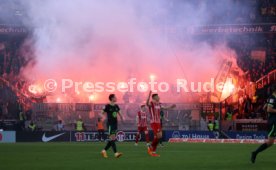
left=0, top=142, right=275, bottom=170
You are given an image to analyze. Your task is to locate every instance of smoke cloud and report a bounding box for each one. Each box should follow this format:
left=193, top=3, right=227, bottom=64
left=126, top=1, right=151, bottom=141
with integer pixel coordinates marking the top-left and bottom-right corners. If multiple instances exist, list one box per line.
left=16, top=0, right=252, bottom=102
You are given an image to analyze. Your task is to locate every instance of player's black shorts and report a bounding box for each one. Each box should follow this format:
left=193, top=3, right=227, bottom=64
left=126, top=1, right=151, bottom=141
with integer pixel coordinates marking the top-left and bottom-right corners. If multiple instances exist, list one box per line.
left=107, top=123, right=117, bottom=135
left=268, top=116, right=276, bottom=138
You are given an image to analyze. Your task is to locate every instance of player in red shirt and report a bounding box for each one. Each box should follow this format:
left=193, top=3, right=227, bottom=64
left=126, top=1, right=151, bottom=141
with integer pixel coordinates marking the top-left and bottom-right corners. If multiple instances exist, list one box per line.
left=146, top=91, right=176, bottom=157
left=135, top=104, right=150, bottom=146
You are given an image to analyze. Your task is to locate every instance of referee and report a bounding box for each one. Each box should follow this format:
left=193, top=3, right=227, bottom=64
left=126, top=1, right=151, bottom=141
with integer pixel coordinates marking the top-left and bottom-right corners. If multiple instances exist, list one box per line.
left=101, top=94, right=123, bottom=158
left=251, top=84, right=276, bottom=163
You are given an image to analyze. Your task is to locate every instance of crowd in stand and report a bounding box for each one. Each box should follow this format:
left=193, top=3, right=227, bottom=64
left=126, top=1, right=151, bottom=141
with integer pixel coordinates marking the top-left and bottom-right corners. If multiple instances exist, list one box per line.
left=222, top=31, right=275, bottom=121
left=237, top=54, right=276, bottom=82
left=1, top=0, right=276, bottom=125
left=167, top=0, right=276, bottom=24
left=0, top=38, right=29, bottom=120
left=229, top=33, right=276, bottom=82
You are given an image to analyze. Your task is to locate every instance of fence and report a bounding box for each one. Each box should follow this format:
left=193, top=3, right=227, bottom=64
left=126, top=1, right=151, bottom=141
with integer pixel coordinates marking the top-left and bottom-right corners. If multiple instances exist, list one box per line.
left=31, top=103, right=207, bottom=131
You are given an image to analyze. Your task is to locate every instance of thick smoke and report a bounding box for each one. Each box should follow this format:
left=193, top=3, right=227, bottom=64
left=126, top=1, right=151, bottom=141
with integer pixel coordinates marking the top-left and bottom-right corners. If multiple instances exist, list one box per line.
left=18, top=0, right=252, bottom=102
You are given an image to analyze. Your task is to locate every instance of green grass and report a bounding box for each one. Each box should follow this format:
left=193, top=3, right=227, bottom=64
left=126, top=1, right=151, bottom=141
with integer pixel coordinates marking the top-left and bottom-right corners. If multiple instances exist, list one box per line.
left=0, top=142, right=275, bottom=170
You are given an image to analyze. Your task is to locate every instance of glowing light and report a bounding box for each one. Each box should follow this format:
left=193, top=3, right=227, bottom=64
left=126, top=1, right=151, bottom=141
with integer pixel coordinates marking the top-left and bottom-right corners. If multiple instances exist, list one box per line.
left=88, top=94, right=95, bottom=102
left=28, top=85, right=37, bottom=94
left=149, top=74, right=156, bottom=80
left=28, top=84, right=44, bottom=95
left=228, top=84, right=235, bottom=93
left=56, top=98, right=61, bottom=103
left=220, top=78, right=235, bottom=101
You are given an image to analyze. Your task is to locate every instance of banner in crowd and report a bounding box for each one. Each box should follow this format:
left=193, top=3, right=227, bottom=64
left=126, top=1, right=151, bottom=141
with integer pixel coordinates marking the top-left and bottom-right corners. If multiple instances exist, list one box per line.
left=236, top=122, right=267, bottom=131
left=0, top=25, right=28, bottom=35
left=251, top=50, right=266, bottom=62
left=2, top=24, right=276, bottom=36
left=0, top=120, right=17, bottom=131
left=190, top=24, right=276, bottom=34
left=0, top=131, right=16, bottom=143
left=155, top=23, right=276, bottom=35
left=75, top=103, right=92, bottom=111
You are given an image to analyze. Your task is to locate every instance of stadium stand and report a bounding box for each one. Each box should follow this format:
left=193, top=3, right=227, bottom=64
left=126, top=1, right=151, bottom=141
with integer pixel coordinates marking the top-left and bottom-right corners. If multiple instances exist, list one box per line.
left=0, top=0, right=275, bottom=132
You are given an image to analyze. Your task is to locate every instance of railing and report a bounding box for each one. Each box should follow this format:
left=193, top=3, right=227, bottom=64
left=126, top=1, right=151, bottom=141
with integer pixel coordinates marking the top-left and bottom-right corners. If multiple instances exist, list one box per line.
left=224, top=69, right=276, bottom=103
left=0, top=76, right=33, bottom=106
left=256, top=69, right=276, bottom=89
left=31, top=103, right=205, bottom=131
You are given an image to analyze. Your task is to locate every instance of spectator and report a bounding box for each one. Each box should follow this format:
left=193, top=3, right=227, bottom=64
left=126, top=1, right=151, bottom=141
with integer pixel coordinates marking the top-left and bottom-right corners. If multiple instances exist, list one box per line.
left=97, top=118, right=105, bottom=142
left=225, top=107, right=233, bottom=120
left=28, top=121, right=36, bottom=132
left=244, top=95, right=252, bottom=118
left=56, top=120, right=64, bottom=131
left=75, top=118, right=85, bottom=131
left=207, top=121, right=214, bottom=131
left=19, top=111, right=26, bottom=130
left=214, top=118, right=220, bottom=139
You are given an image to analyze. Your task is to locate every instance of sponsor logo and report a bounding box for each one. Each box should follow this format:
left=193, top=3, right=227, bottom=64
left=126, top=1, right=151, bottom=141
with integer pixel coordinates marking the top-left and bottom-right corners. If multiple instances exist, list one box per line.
left=172, top=131, right=181, bottom=138
left=236, top=134, right=266, bottom=140
left=181, top=134, right=211, bottom=139
left=116, top=131, right=137, bottom=142
left=42, top=133, right=65, bottom=142
left=116, top=131, right=126, bottom=142
left=75, top=132, right=98, bottom=142
left=170, top=131, right=214, bottom=139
